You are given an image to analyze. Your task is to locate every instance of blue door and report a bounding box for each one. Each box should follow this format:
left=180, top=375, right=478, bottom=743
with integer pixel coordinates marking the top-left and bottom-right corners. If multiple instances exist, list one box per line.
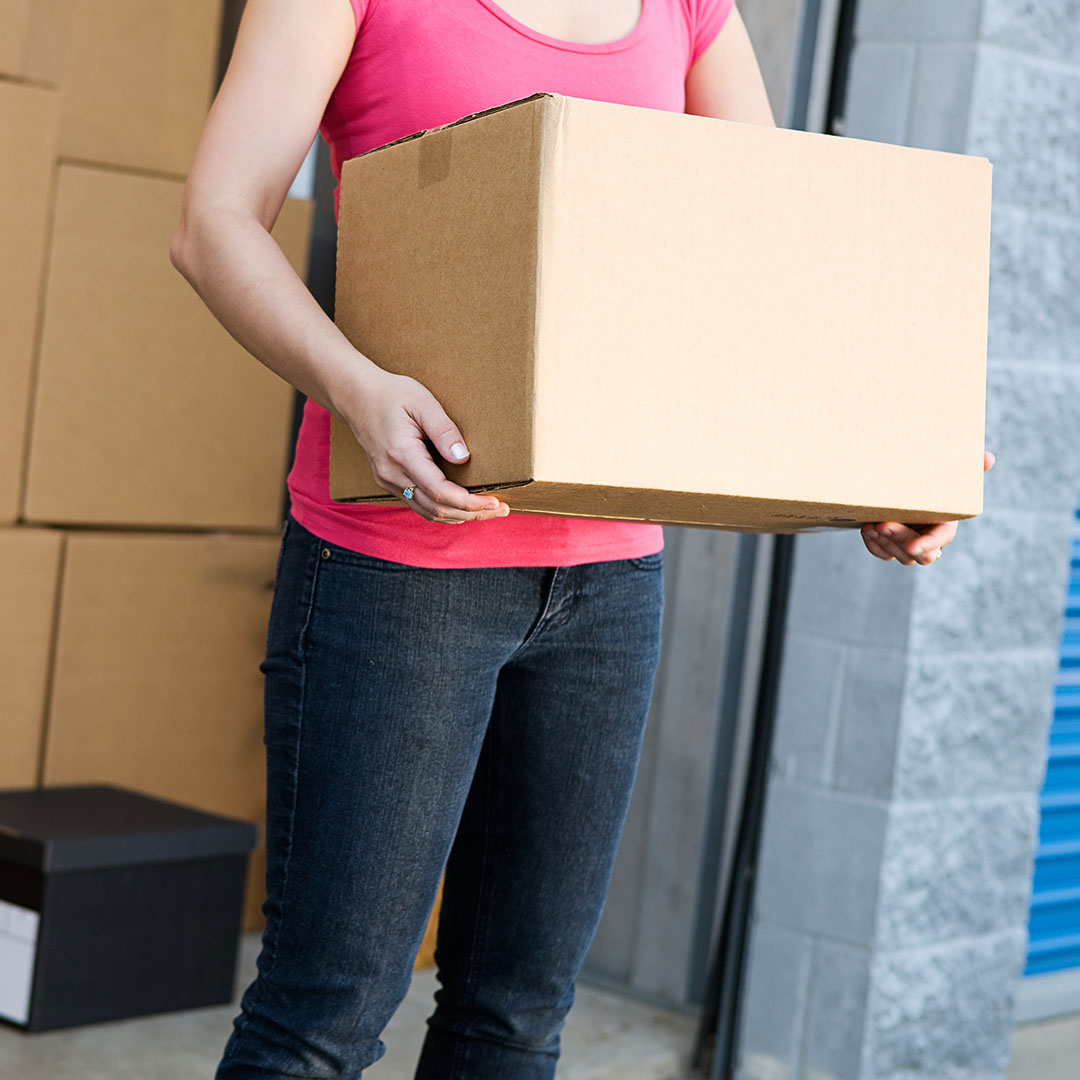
left=1026, top=501, right=1080, bottom=979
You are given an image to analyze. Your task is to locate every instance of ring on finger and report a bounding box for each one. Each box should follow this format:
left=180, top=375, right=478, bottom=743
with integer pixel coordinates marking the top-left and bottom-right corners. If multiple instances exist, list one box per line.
left=402, top=483, right=416, bottom=501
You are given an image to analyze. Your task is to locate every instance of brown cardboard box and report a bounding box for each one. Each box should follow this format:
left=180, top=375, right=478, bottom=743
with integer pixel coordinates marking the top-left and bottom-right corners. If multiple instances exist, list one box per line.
left=329, top=93, right=992, bottom=532
left=0, top=80, right=59, bottom=525
left=0, top=1, right=33, bottom=77
left=40, top=530, right=278, bottom=931
left=7, top=0, right=222, bottom=176
left=0, top=527, right=64, bottom=789
left=23, top=163, right=313, bottom=530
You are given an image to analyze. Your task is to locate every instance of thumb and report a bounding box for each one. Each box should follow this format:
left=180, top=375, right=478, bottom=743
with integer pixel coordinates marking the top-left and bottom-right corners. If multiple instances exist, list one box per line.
left=415, top=394, right=470, bottom=464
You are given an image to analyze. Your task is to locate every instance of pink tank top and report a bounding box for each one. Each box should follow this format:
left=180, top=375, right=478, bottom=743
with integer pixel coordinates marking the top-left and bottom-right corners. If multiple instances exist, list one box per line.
left=287, top=0, right=735, bottom=567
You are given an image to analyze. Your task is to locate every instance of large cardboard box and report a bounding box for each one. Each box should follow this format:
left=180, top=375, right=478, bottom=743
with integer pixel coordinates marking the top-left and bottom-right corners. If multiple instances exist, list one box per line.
left=0, top=528, right=64, bottom=789
left=0, top=81, right=59, bottom=525
left=329, top=93, right=992, bottom=532
left=40, top=530, right=279, bottom=932
left=23, top=164, right=313, bottom=531
left=4, top=0, right=222, bottom=176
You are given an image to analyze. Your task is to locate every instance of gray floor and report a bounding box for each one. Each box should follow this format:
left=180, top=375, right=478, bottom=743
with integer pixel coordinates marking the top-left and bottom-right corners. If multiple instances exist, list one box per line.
left=1, top=930, right=1076, bottom=1079
left=1008, top=1013, right=1080, bottom=1080
left=0, top=932, right=696, bottom=1080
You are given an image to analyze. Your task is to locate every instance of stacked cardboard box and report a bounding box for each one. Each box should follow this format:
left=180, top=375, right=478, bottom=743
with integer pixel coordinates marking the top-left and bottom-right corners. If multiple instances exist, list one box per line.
left=23, top=163, right=312, bottom=529
left=0, top=1, right=315, bottom=936
left=0, top=529, right=63, bottom=789
left=0, top=80, right=57, bottom=525
left=1, top=0, right=222, bottom=176
left=40, top=532, right=281, bottom=931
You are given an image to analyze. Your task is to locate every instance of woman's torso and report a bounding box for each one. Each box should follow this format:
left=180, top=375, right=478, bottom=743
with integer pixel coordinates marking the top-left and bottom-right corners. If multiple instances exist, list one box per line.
left=286, top=0, right=731, bottom=567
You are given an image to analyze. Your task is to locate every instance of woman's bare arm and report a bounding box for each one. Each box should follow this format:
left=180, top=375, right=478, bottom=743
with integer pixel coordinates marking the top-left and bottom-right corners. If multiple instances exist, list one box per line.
left=170, top=0, right=508, bottom=523
left=684, top=7, right=776, bottom=128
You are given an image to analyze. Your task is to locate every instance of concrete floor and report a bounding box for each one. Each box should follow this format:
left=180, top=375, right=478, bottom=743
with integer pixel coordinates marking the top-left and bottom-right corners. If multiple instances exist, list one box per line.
left=1, top=930, right=1076, bottom=1079
left=1008, top=1013, right=1080, bottom=1080
left=0, top=932, right=696, bottom=1080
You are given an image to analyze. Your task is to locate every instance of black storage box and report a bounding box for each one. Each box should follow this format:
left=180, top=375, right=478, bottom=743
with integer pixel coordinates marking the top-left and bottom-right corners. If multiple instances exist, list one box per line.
left=0, top=783, right=257, bottom=1032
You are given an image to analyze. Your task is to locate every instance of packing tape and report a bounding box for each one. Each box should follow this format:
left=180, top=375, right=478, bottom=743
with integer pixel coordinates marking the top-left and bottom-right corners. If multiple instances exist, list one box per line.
left=418, top=134, right=452, bottom=188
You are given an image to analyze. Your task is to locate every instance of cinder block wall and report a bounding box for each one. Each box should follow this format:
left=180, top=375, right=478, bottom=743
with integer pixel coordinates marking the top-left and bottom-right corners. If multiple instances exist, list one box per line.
left=737, top=2, right=1080, bottom=1078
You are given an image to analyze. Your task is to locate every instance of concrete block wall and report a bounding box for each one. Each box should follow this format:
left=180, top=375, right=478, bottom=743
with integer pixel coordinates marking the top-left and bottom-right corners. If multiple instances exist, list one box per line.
left=737, top=2, right=1080, bottom=1077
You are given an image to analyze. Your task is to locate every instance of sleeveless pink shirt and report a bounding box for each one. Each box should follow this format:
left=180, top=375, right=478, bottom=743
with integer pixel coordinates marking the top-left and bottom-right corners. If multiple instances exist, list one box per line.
left=287, top=0, right=735, bottom=567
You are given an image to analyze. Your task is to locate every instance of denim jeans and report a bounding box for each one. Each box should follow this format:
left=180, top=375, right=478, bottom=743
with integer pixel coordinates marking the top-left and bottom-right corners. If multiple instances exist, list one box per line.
left=215, top=511, right=665, bottom=1080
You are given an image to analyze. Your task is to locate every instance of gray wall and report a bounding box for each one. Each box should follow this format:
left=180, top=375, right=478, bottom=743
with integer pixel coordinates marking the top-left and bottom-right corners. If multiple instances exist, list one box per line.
left=737, top=2, right=1080, bottom=1078
left=739, top=0, right=805, bottom=120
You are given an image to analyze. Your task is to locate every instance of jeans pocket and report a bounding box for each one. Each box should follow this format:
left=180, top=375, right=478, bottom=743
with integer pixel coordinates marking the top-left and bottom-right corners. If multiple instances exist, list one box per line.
left=314, top=539, right=412, bottom=572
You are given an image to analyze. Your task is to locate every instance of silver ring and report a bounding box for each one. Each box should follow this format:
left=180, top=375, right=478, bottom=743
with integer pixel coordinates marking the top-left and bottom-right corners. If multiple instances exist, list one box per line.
left=402, top=484, right=416, bottom=501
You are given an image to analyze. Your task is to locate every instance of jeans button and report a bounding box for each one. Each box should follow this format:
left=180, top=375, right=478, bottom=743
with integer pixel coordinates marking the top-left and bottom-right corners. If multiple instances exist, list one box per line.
left=320, top=547, right=331, bottom=560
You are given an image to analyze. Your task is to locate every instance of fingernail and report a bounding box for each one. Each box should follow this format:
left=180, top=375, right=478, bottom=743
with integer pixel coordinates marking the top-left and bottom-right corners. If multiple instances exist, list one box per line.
left=866, top=528, right=878, bottom=539
left=450, top=442, right=468, bottom=461
left=880, top=529, right=892, bottom=538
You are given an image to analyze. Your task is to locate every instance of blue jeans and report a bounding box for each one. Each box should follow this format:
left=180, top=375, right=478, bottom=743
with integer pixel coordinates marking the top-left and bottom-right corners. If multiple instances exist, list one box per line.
left=215, top=512, right=664, bottom=1080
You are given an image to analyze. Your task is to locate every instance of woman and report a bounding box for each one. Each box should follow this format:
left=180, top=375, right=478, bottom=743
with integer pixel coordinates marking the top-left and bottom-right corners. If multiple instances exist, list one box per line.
left=171, top=3, right=992, bottom=1077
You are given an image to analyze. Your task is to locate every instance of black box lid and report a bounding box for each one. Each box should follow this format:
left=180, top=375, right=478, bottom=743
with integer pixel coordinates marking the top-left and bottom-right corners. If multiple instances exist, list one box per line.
left=0, top=784, right=258, bottom=873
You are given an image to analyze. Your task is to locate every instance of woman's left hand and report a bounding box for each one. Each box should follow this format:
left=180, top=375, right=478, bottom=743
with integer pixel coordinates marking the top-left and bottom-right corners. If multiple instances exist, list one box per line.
left=860, top=451, right=996, bottom=565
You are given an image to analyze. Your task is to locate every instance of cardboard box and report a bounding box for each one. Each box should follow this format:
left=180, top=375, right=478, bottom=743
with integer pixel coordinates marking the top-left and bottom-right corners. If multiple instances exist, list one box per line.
left=5, top=0, right=222, bottom=176
left=0, top=528, right=64, bottom=789
left=0, top=1, right=33, bottom=77
left=329, top=93, right=992, bottom=532
left=0, top=784, right=255, bottom=1031
left=23, top=163, right=313, bottom=531
left=0, top=81, right=59, bottom=524
left=40, top=530, right=278, bottom=931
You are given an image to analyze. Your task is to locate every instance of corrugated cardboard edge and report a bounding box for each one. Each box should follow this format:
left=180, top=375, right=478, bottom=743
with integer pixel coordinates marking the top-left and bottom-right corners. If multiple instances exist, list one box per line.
left=530, top=94, right=570, bottom=505
left=495, top=479, right=979, bottom=533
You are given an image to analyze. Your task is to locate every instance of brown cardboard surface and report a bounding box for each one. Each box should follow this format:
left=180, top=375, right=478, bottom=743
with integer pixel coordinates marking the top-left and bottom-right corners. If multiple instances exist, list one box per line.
left=0, top=80, right=59, bottom=525
left=41, top=530, right=279, bottom=931
left=0, top=527, right=64, bottom=789
left=17, top=0, right=222, bottom=176
left=0, top=1, right=33, bottom=77
left=23, top=163, right=313, bottom=530
left=332, top=96, right=543, bottom=495
left=330, top=93, right=991, bottom=531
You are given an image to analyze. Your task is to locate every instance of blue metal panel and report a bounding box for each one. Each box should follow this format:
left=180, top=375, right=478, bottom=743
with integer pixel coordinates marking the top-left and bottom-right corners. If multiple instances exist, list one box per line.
left=1026, top=505, right=1080, bottom=977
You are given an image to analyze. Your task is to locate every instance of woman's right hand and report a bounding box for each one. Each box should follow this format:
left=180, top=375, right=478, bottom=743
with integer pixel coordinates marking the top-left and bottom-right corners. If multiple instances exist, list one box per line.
left=339, top=367, right=510, bottom=524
